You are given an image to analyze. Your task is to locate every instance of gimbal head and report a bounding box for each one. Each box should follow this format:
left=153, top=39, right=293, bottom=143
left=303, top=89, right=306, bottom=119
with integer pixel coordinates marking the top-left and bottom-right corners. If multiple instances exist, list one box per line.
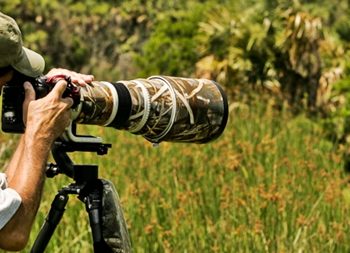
left=31, top=127, right=131, bottom=253
left=46, top=122, right=111, bottom=179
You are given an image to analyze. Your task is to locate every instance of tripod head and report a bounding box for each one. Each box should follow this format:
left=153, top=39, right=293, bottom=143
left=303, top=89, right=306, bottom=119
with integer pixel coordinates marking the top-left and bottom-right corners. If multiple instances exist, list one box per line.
left=32, top=130, right=132, bottom=253
left=46, top=124, right=112, bottom=179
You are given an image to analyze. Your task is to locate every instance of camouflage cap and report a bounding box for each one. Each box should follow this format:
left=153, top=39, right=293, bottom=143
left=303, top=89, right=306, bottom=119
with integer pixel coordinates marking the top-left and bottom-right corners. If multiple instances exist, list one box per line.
left=0, top=12, right=44, bottom=77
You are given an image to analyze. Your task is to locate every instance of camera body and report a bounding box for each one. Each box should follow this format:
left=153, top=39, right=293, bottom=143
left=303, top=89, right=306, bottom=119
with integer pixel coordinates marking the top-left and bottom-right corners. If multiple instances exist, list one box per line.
left=2, top=83, right=26, bottom=133
left=1, top=75, right=80, bottom=133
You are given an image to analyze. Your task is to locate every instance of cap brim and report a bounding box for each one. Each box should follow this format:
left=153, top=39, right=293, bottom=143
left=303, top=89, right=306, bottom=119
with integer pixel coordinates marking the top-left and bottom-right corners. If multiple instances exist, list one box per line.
left=12, top=47, right=45, bottom=77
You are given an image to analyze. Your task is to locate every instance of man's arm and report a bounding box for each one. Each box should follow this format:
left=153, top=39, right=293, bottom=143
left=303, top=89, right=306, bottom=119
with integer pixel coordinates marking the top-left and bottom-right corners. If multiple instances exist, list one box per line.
left=0, top=80, right=73, bottom=251
left=0, top=135, right=49, bottom=250
left=4, top=135, right=27, bottom=184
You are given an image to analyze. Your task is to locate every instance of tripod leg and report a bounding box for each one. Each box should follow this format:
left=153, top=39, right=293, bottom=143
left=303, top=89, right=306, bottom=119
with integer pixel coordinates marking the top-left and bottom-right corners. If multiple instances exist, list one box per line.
left=80, top=180, right=113, bottom=253
left=31, top=192, right=69, bottom=253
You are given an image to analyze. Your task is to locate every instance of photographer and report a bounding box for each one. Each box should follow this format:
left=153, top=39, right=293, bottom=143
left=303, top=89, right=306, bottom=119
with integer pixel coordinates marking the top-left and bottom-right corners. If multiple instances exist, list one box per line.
left=0, top=12, right=93, bottom=251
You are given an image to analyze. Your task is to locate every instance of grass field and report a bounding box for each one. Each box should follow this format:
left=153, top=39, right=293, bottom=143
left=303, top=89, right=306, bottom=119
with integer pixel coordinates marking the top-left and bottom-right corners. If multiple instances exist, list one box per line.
left=1, top=98, right=350, bottom=252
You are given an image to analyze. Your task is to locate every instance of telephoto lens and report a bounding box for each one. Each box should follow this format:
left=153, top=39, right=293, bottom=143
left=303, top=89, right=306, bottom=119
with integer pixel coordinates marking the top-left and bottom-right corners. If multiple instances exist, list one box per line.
left=72, top=76, right=228, bottom=144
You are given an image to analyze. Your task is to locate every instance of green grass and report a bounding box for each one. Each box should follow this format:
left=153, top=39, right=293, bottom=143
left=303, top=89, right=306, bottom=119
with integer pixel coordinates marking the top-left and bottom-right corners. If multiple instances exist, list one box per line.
left=2, top=99, right=350, bottom=252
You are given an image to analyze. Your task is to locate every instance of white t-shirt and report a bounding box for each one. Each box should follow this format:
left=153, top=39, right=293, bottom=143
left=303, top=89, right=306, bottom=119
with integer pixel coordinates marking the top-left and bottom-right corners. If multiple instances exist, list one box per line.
left=0, top=173, right=21, bottom=230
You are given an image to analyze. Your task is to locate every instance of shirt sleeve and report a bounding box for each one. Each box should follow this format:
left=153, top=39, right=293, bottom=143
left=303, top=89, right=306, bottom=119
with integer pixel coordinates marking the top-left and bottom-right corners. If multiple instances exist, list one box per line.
left=0, top=173, right=22, bottom=230
left=0, top=173, right=8, bottom=189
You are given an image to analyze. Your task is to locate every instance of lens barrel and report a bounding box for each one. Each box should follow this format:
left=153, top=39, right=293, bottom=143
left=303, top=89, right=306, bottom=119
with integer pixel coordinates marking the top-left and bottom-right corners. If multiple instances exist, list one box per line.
left=72, top=76, right=228, bottom=144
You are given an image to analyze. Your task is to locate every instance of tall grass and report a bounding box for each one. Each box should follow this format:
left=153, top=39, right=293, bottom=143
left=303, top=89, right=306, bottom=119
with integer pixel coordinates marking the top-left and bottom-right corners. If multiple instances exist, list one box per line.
left=1, top=98, right=350, bottom=252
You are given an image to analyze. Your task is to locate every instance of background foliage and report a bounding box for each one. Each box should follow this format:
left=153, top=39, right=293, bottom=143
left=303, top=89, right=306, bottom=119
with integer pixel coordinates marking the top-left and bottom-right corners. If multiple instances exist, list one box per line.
left=1, top=0, right=350, bottom=252
left=2, top=0, right=350, bottom=111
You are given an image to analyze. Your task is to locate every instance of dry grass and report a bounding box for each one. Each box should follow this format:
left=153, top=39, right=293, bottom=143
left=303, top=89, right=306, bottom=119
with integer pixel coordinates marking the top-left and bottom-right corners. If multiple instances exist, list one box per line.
left=1, top=99, right=350, bottom=252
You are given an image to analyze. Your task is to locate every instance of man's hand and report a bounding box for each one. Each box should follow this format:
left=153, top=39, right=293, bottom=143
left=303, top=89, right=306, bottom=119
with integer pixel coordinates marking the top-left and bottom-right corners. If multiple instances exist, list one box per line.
left=46, top=68, right=94, bottom=86
left=23, top=68, right=94, bottom=138
left=24, top=80, right=74, bottom=143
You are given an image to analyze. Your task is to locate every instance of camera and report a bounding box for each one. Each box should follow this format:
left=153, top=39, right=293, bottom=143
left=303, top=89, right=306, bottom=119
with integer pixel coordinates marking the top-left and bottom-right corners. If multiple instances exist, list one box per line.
left=2, top=73, right=229, bottom=144
left=1, top=74, right=80, bottom=133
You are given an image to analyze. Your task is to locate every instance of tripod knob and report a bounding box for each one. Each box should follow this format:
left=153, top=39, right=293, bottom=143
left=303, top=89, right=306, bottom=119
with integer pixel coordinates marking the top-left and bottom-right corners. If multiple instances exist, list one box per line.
left=46, top=163, right=60, bottom=178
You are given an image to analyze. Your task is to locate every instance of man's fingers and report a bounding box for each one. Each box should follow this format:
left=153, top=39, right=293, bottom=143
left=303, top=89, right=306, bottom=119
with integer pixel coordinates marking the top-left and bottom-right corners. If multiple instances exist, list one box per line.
left=71, top=77, right=87, bottom=86
left=50, top=80, right=68, bottom=97
left=46, top=68, right=94, bottom=87
left=70, top=74, right=94, bottom=86
left=61, top=97, right=74, bottom=108
left=23, top=82, right=35, bottom=102
left=48, top=81, right=74, bottom=109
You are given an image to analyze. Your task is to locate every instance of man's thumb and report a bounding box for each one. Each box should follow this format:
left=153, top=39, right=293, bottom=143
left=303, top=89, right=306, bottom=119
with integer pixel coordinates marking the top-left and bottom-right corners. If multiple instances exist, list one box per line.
left=22, top=82, right=35, bottom=126
left=23, top=82, right=35, bottom=102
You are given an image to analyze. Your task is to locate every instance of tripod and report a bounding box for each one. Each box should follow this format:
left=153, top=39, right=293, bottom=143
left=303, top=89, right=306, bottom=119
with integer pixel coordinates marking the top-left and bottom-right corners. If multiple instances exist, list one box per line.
left=30, top=140, right=131, bottom=253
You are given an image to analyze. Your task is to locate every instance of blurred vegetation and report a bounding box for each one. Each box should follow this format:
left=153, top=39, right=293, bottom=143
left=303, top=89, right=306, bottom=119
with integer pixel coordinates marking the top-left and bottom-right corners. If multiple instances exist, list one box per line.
left=2, top=96, right=350, bottom=252
left=1, top=1, right=350, bottom=123
left=1, top=0, right=350, bottom=252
